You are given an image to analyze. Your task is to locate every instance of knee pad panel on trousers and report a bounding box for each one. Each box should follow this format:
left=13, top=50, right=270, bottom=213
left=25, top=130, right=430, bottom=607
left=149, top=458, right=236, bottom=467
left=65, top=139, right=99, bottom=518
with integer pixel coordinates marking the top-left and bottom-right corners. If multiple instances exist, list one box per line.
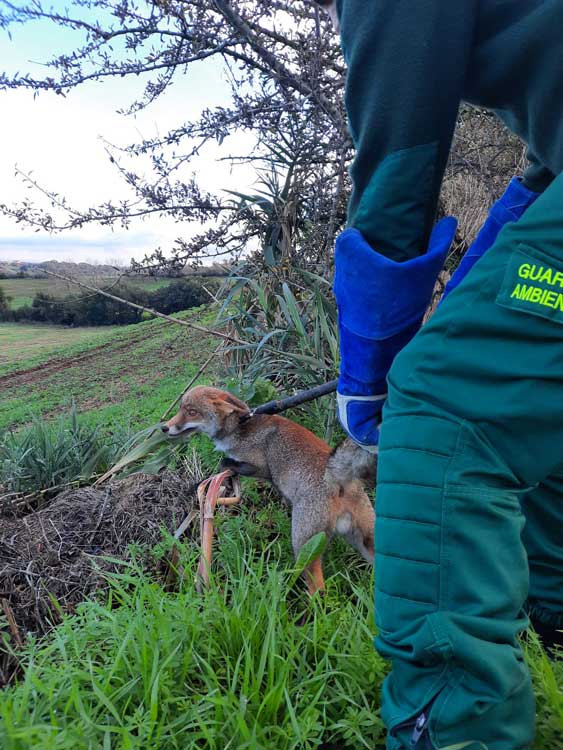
left=375, top=415, right=461, bottom=639
left=375, top=414, right=535, bottom=750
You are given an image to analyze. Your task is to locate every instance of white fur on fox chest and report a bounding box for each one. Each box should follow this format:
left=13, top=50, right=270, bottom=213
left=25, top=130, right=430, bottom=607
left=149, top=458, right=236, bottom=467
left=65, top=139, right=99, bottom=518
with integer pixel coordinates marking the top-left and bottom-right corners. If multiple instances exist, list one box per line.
left=213, top=438, right=236, bottom=456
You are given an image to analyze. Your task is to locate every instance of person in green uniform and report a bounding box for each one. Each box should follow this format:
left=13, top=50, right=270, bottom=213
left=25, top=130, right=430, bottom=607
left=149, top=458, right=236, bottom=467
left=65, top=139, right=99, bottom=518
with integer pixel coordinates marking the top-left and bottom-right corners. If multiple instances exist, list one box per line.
left=314, top=1, right=563, bottom=748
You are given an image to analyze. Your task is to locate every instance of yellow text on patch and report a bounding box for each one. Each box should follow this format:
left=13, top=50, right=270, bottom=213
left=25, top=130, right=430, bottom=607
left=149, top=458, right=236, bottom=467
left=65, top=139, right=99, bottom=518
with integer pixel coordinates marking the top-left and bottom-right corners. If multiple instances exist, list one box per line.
left=518, top=263, right=563, bottom=288
left=510, top=283, right=563, bottom=310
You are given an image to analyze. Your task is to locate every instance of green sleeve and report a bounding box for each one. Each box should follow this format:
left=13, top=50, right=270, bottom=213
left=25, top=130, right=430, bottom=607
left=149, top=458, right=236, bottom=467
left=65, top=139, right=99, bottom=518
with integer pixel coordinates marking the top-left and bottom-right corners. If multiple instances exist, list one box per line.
left=522, top=149, right=556, bottom=193
left=339, top=0, right=478, bottom=261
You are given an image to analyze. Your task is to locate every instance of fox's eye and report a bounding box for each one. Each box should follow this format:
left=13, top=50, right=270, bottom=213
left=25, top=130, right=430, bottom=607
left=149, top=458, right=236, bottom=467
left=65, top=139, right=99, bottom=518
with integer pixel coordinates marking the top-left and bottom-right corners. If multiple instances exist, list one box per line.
left=186, top=408, right=198, bottom=417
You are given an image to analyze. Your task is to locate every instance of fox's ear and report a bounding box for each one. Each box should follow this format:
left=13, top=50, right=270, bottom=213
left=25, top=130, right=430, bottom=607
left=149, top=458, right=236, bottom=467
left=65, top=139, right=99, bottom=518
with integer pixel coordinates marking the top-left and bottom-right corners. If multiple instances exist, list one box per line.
left=215, top=392, right=251, bottom=418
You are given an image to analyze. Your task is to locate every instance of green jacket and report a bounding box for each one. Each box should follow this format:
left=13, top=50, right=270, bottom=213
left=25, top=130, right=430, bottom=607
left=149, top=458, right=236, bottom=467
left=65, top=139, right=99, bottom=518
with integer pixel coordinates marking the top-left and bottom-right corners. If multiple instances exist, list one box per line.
left=337, top=0, right=563, bottom=261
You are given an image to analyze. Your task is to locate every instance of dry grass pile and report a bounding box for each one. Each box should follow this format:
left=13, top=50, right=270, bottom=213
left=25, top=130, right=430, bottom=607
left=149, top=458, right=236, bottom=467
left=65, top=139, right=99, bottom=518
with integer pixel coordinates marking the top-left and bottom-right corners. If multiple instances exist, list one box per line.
left=0, top=469, right=201, bottom=683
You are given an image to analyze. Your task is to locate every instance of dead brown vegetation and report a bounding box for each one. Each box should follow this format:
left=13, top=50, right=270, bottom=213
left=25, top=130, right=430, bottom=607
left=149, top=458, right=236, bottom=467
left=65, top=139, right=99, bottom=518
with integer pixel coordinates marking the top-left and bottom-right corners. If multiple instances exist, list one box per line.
left=0, top=470, right=201, bottom=685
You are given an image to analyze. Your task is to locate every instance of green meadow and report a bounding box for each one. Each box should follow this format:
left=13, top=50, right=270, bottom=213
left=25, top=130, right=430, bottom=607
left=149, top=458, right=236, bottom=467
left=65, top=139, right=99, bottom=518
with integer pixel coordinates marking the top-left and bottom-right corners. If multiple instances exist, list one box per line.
left=0, top=310, right=215, bottom=433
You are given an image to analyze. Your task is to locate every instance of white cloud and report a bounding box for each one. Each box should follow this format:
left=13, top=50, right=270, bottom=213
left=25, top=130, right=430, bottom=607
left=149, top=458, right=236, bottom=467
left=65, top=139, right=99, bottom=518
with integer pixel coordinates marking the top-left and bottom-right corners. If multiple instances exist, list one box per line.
left=0, top=39, right=257, bottom=264
left=0, top=230, right=162, bottom=263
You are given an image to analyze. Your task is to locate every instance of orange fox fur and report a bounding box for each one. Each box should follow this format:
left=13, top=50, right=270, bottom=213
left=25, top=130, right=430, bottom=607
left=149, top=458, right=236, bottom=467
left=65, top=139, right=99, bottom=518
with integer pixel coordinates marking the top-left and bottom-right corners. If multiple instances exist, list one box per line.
left=163, top=386, right=376, bottom=595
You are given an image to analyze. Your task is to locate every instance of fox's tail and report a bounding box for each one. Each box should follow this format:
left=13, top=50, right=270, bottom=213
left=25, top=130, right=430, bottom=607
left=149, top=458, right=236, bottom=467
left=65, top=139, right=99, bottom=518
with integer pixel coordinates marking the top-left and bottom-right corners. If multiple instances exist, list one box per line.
left=325, top=438, right=377, bottom=486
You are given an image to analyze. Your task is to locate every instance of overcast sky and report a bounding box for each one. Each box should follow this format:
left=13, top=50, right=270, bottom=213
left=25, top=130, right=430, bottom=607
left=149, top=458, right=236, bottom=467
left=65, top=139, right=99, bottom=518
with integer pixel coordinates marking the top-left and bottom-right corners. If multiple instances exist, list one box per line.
left=0, top=3, right=255, bottom=265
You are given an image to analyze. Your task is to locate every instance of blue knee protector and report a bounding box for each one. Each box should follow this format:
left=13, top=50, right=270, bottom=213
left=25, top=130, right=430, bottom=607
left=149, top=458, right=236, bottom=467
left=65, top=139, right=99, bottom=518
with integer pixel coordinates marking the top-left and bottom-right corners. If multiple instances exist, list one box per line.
left=442, top=177, right=539, bottom=300
left=334, top=218, right=457, bottom=450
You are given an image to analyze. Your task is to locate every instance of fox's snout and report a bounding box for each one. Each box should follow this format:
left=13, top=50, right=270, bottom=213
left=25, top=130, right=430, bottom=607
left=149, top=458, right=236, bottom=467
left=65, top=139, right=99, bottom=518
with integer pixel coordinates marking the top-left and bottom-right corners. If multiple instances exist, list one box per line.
left=163, top=424, right=187, bottom=436
left=162, top=411, right=193, bottom=437
left=161, top=421, right=184, bottom=436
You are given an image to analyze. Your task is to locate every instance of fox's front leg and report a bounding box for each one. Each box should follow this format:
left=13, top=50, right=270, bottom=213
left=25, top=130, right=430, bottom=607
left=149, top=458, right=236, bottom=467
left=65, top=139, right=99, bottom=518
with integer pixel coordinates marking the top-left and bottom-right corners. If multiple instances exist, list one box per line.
left=219, top=457, right=260, bottom=477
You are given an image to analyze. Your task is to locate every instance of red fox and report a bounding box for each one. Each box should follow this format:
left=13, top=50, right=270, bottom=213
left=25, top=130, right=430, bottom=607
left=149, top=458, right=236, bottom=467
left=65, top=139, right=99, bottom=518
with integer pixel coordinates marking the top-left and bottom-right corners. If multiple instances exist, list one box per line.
left=162, top=386, right=375, bottom=595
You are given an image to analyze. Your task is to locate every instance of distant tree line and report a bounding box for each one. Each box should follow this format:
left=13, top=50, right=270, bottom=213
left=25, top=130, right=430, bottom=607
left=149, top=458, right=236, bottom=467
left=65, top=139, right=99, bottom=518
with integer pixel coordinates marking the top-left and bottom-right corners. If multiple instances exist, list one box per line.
left=0, top=270, right=27, bottom=279
left=0, top=278, right=214, bottom=326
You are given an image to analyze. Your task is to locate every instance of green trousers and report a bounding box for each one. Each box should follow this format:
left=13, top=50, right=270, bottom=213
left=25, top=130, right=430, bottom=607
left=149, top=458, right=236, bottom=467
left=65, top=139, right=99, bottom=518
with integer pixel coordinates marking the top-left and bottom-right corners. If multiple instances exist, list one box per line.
left=376, top=171, right=563, bottom=750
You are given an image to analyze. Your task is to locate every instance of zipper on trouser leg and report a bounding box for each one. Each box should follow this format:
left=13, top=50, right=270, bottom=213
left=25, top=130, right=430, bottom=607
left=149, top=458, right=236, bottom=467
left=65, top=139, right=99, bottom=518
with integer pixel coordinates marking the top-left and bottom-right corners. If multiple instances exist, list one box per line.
left=411, top=711, right=431, bottom=747
left=389, top=689, right=477, bottom=750
left=391, top=704, right=435, bottom=750
left=392, top=708, right=489, bottom=750
left=393, top=707, right=491, bottom=750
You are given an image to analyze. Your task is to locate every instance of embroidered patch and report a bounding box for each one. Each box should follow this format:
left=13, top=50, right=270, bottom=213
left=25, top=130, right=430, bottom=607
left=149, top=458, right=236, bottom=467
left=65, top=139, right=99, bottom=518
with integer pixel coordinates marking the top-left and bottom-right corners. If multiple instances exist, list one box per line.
left=496, top=246, right=563, bottom=323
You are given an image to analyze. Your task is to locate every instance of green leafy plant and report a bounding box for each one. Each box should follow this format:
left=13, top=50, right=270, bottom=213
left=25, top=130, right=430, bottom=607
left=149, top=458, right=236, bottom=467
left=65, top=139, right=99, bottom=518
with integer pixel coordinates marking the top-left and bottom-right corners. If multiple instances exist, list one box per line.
left=97, top=424, right=222, bottom=485
left=222, top=376, right=279, bottom=407
left=288, top=532, right=328, bottom=589
left=0, top=405, right=129, bottom=502
left=94, top=424, right=172, bottom=483
left=218, top=267, right=339, bottom=435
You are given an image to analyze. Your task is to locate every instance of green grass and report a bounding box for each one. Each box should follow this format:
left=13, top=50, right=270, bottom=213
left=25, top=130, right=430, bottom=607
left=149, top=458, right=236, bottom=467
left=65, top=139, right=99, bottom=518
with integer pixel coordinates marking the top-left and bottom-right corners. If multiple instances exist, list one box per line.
left=124, top=277, right=172, bottom=292
left=0, top=322, right=119, bottom=365
left=0, top=277, right=172, bottom=310
left=0, top=520, right=560, bottom=750
left=0, top=525, right=386, bottom=750
left=0, top=308, right=217, bottom=433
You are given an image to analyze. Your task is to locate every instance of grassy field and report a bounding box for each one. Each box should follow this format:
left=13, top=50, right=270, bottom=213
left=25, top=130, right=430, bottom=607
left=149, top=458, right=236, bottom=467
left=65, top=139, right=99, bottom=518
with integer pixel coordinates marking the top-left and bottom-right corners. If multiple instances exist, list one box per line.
left=0, top=322, right=120, bottom=365
left=0, top=276, right=171, bottom=309
left=0, top=536, right=389, bottom=750
left=0, top=309, right=217, bottom=433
